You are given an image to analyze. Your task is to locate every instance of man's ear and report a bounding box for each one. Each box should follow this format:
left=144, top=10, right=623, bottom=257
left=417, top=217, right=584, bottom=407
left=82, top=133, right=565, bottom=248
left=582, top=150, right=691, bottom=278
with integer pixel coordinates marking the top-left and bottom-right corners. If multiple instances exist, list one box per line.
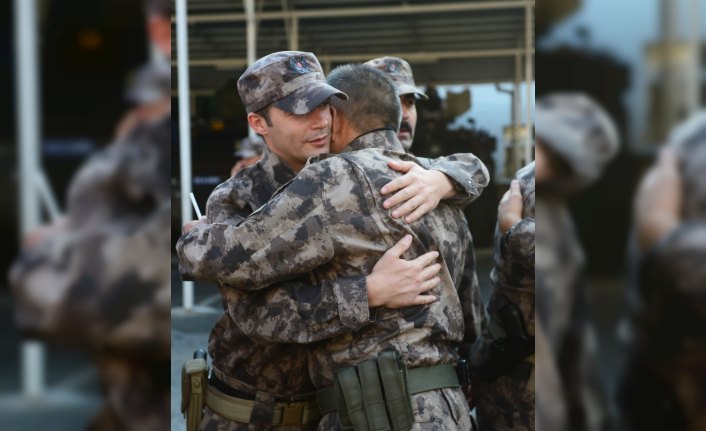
left=330, top=106, right=338, bottom=134
left=248, top=112, right=268, bottom=136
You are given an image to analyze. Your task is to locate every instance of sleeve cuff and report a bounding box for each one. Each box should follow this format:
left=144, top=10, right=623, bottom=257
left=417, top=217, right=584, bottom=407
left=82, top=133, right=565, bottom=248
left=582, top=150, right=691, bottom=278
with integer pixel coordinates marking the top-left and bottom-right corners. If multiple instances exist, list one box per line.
left=332, top=274, right=372, bottom=330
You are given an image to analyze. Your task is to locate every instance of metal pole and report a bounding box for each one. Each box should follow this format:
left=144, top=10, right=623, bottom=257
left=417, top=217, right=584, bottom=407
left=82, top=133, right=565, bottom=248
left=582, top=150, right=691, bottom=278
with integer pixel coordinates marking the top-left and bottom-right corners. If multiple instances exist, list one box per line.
left=35, top=172, right=61, bottom=222
left=660, top=0, right=677, bottom=135
left=244, top=0, right=257, bottom=141
left=244, top=0, right=256, bottom=65
left=524, top=1, right=534, bottom=163
left=290, top=17, right=299, bottom=51
left=15, top=0, right=45, bottom=397
left=176, top=0, right=195, bottom=310
left=514, top=51, right=522, bottom=173
left=689, top=0, right=701, bottom=115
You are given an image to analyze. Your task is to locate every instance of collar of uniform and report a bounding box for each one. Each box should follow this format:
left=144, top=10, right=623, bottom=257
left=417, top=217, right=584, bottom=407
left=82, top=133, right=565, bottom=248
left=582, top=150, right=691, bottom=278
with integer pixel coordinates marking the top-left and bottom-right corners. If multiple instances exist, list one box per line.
left=260, top=149, right=297, bottom=185
left=345, top=128, right=403, bottom=153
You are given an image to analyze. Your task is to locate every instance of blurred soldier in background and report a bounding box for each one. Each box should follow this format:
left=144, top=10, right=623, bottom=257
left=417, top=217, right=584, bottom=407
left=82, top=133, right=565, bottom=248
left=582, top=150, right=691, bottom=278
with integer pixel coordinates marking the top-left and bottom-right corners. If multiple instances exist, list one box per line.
left=365, top=56, right=426, bottom=152
left=471, top=161, right=535, bottom=430
left=9, top=0, right=171, bottom=429
left=230, top=136, right=265, bottom=177
left=618, top=112, right=706, bottom=431
left=534, top=93, right=619, bottom=431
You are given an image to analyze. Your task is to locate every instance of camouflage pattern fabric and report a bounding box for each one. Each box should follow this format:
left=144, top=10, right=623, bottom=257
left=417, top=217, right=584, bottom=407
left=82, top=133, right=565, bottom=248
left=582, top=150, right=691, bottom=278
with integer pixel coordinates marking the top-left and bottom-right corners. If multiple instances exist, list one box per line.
left=364, top=57, right=428, bottom=100
left=619, top=112, right=706, bottom=431
left=317, top=388, right=471, bottom=431
left=535, top=93, right=618, bottom=431
left=177, top=129, right=482, bottom=427
left=475, top=162, right=535, bottom=431
left=10, top=113, right=171, bottom=430
left=198, top=150, right=317, bottom=430
left=208, top=148, right=489, bottom=346
left=237, top=51, right=347, bottom=114
left=189, top=144, right=488, bottom=429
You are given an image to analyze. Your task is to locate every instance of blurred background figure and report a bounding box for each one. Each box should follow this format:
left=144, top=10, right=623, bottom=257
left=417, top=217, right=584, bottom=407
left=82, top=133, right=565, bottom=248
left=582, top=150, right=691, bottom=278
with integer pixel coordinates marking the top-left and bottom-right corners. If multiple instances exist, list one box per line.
left=471, top=161, right=535, bottom=431
left=230, top=136, right=264, bottom=177
left=3, top=0, right=171, bottom=429
left=537, top=0, right=705, bottom=429
left=535, top=93, right=619, bottom=431
left=364, top=56, right=428, bottom=152
left=618, top=113, right=706, bottom=431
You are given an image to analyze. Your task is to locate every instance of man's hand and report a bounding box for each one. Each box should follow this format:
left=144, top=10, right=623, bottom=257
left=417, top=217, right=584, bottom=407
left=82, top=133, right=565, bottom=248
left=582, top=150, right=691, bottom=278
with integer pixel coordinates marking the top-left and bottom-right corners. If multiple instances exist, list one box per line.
left=182, top=216, right=207, bottom=234
left=381, top=160, right=455, bottom=223
left=634, top=147, right=682, bottom=251
left=498, top=180, right=523, bottom=235
left=366, top=235, right=441, bottom=308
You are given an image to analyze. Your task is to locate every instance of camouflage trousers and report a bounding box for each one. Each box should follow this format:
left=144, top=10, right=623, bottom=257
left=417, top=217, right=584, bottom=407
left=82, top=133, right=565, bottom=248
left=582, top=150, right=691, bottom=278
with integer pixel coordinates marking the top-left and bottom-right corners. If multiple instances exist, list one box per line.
left=199, top=406, right=318, bottom=431
left=475, top=371, right=535, bottom=431
left=316, top=387, right=472, bottom=430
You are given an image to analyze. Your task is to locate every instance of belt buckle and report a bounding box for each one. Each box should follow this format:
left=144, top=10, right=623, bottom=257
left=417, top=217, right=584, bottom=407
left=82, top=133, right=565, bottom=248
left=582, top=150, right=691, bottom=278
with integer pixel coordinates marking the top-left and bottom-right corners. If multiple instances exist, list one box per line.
left=281, top=401, right=304, bottom=426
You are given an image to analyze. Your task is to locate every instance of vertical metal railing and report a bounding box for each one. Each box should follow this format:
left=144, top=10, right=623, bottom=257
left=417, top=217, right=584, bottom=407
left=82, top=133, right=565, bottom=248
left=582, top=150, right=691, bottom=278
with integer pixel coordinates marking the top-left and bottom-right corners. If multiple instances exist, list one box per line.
left=14, top=0, right=45, bottom=398
left=176, top=0, right=195, bottom=310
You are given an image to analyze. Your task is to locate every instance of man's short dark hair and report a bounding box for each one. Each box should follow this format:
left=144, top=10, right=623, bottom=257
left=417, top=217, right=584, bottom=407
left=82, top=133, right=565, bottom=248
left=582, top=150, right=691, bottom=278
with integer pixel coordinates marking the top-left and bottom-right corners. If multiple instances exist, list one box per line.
left=327, top=64, right=401, bottom=133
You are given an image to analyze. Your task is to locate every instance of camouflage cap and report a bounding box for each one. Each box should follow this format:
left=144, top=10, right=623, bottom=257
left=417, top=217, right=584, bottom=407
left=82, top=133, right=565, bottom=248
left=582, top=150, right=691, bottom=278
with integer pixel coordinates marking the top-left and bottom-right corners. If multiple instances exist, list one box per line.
left=667, top=111, right=706, bottom=218
left=365, top=56, right=428, bottom=100
left=237, top=51, right=347, bottom=115
left=536, top=93, right=619, bottom=186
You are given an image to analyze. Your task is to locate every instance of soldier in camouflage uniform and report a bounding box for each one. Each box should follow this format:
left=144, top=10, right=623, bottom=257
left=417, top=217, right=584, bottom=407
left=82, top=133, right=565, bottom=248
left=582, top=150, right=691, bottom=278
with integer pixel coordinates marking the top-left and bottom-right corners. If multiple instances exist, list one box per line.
left=179, top=52, right=489, bottom=430
left=179, top=63, right=488, bottom=430
left=364, top=56, right=425, bottom=152
left=472, top=162, right=535, bottom=430
left=618, top=112, right=706, bottom=431
left=534, top=93, right=619, bottom=431
left=9, top=1, right=171, bottom=429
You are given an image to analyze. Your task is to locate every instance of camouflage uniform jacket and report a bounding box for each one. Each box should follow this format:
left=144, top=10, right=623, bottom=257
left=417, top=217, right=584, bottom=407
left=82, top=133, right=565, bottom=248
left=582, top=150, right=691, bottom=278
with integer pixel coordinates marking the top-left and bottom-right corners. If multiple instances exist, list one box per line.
left=11, top=114, right=171, bottom=357
left=536, top=194, right=606, bottom=431
left=621, top=127, right=706, bottom=430
left=178, top=129, right=480, bottom=393
left=10, top=113, right=171, bottom=430
left=474, top=162, right=535, bottom=431
left=625, top=224, right=706, bottom=431
left=489, top=162, right=535, bottom=335
left=179, top=140, right=488, bottom=425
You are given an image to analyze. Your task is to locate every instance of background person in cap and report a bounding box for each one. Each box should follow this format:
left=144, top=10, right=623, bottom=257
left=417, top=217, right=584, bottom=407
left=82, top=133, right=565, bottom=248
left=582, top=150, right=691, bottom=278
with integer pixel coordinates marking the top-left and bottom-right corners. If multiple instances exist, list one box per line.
left=10, top=0, right=172, bottom=429
left=618, top=112, right=706, bottom=431
left=535, top=93, right=619, bottom=431
left=178, top=51, right=488, bottom=430
left=365, top=56, right=428, bottom=152
left=179, top=62, right=489, bottom=431
left=368, top=56, right=491, bottom=405
left=230, top=136, right=265, bottom=176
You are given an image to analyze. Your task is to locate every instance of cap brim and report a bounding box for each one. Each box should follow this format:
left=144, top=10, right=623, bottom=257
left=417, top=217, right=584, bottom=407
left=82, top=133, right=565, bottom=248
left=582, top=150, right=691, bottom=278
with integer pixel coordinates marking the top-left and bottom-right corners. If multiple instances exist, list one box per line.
left=273, top=82, right=348, bottom=115
left=397, top=83, right=428, bottom=100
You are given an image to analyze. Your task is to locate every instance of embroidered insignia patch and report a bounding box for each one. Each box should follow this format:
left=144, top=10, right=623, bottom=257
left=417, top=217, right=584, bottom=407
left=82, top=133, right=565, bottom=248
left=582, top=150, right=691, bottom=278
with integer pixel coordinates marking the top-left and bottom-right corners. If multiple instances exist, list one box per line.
left=288, top=56, right=311, bottom=74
